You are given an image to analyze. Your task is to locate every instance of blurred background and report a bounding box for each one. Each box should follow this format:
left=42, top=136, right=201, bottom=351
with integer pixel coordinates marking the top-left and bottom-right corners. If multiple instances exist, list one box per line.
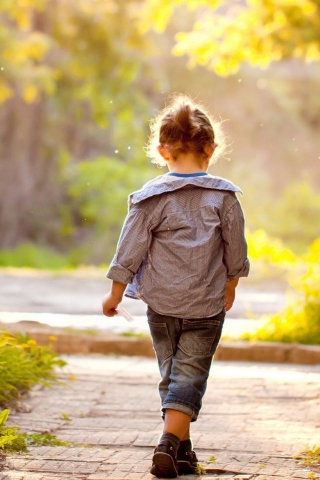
left=0, top=0, right=319, bottom=269
left=0, top=0, right=319, bottom=344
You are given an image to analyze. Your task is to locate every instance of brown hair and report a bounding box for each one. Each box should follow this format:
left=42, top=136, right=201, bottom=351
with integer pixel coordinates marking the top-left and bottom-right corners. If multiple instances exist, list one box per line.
left=145, top=94, right=227, bottom=167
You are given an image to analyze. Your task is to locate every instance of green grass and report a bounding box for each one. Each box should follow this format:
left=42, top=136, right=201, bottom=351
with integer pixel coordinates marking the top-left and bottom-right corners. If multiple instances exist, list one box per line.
left=0, top=409, right=70, bottom=453
left=294, top=444, right=320, bottom=479
left=0, top=242, right=111, bottom=271
left=63, top=327, right=97, bottom=336
left=120, top=331, right=150, bottom=338
left=0, top=331, right=66, bottom=407
left=294, top=444, right=320, bottom=467
left=0, top=244, right=70, bottom=270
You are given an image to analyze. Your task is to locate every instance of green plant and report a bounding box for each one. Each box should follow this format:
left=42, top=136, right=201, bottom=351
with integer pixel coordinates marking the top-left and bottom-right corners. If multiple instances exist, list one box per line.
left=245, top=229, right=298, bottom=280
left=0, top=244, right=70, bottom=270
left=195, top=463, right=206, bottom=475
left=244, top=239, right=320, bottom=345
left=0, top=331, right=66, bottom=407
left=120, top=331, right=150, bottom=338
left=0, top=409, right=24, bottom=452
left=0, top=409, right=69, bottom=453
left=25, top=432, right=70, bottom=448
left=294, top=444, right=320, bottom=467
left=63, top=327, right=97, bottom=336
left=308, top=473, right=317, bottom=479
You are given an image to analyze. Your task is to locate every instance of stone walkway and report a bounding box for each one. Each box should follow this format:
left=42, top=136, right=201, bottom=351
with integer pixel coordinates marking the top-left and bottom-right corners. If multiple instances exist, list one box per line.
left=1, top=355, right=320, bottom=480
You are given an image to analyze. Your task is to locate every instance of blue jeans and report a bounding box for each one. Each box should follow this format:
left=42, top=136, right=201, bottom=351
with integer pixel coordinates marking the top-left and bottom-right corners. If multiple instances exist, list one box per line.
left=147, top=306, right=225, bottom=421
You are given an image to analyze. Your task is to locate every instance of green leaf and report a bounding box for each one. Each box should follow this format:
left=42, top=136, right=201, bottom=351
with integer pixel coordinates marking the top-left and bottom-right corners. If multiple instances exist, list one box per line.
left=0, top=409, right=9, bottom=427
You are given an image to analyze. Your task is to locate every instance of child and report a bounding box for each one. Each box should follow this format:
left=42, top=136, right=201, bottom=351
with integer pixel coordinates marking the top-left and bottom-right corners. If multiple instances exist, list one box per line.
left=102, top=94, right=249, bottom=478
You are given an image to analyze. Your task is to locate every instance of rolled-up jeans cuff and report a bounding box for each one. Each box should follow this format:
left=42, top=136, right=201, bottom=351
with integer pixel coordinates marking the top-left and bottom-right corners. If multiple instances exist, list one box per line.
left=162, top=402, right=198, bottom=421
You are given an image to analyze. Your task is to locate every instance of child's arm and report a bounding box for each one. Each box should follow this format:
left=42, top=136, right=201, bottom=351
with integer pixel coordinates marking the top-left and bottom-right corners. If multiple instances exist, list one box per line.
left=102, top=281, right=127, bottom=317
left=221, top=197, right=250, bottom=313
left=225, top=278, right=239, bottom=312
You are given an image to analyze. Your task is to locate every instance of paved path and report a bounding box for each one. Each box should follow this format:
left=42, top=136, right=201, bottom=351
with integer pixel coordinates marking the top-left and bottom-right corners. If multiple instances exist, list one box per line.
left=2, top=356, right=320, bottom=480
left=0, top=271, right=287, bottom=319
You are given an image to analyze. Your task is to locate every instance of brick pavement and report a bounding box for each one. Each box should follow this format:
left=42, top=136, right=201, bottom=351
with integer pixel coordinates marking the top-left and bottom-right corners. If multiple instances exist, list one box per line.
left=1, top=355, right=319, bottom=480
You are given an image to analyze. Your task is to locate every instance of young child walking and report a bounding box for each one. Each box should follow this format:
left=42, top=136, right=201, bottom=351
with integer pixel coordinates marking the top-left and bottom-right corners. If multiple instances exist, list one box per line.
left=102, top=94, right=249, bottom=478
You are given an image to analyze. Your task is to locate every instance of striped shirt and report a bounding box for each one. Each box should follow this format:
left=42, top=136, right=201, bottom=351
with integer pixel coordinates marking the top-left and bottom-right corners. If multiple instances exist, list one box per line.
left=107, top=172, right=250, bottom=318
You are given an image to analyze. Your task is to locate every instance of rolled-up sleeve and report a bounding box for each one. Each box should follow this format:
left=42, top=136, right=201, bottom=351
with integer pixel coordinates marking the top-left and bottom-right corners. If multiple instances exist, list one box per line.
left=106, top=205, right=150, bottom=284
left=221, top=199, right=250, bottom=281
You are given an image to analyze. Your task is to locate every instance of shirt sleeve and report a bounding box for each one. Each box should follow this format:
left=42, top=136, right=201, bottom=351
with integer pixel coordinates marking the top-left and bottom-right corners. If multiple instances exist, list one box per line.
left=106, top=205, right=151, bottom=284
left=221, top=198, right=250, bottom=281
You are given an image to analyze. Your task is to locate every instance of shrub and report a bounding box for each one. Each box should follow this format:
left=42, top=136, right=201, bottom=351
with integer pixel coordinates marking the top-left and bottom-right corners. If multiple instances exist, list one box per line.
left=0, top=409, right=69, bottom=453
left=0, top=331, right=66, bottom=407
left=0, top=244, right=69, bottom=270
left=245, top=239, right=320, bottom=344
left=246, top=229, right=297, bottom=280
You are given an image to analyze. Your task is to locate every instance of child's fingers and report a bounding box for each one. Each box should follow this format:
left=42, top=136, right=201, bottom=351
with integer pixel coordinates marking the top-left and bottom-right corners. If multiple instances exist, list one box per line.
left=224, top=299, right=233, bottom=311
left=103, top=306, right=118, bottom=317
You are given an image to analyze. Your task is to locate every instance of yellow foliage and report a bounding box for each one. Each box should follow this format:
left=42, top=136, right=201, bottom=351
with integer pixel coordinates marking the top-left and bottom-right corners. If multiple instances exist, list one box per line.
left=304, top=239, right=320, bottom=264
left=152, top=1, right=174, bottom=33
left=24, top=33, right=49, bottom=61
left=0, top=81, right=13, bottom=103
left=16, top=0, right=46, bottom=9
left=301, top=1, right=317, bottom=15
left=2, top=33, right=50, bottom=66
left=246, top=238, right=320, bottom=345
left=16, top=9, right=30, bottom=29
left=140, top=0, right=320, bottom=75
left=23, top=84, right=38, bottom=103
left=247, top=229, right=297, bottom=265
left=306, top=43, right=320, bottom=61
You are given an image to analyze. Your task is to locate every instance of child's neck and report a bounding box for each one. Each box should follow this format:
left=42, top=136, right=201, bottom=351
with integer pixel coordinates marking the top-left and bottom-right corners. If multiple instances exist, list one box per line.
left=167, top=154, right=208, bottom=174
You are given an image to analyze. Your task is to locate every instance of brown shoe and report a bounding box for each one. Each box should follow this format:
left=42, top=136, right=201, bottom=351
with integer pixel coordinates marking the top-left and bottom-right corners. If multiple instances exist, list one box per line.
left=150, top=441, right=178, bottom=478
left=177, top=447, right=198, bottom=474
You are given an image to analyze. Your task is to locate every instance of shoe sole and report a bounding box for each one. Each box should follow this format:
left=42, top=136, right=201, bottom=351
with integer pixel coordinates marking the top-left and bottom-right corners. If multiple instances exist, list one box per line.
left=150, top=452, right=178, bottom=478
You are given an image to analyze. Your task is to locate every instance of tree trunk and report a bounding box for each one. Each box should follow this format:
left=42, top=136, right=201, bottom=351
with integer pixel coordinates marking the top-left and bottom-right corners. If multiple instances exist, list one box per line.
left=0, top=95, right=49, bottom=247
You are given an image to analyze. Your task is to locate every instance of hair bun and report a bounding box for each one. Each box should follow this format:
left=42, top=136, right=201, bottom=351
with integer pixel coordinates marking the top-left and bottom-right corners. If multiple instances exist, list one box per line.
left=146, top=93, right=225, bottom=167
left=174, top=103, right=201, bottom=138
left=174, top=104, right=193, bottom=134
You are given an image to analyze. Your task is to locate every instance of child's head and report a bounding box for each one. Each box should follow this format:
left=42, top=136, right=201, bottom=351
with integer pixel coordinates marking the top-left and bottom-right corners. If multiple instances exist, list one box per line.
left=146, top=94, right=226, bottom=168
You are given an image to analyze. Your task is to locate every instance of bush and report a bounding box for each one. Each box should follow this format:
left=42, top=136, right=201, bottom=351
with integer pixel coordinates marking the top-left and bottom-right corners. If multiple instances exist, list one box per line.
left=0, top=409, right=69, bottom=453
left=243, top=180, right=320, bottom=255
left=245, top=239, right=320, bottom=344
left=0, top=244, right=69, bottom=270
left=247, top=229, right=297, bottom=265
left=246, top=229, right=297, bottom=280
left=0, top=331, right=66, bottom=407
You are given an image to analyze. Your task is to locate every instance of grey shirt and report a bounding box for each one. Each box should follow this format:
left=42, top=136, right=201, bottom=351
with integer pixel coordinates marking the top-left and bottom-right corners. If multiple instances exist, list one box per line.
left=107, top=173, right=250, bottom=318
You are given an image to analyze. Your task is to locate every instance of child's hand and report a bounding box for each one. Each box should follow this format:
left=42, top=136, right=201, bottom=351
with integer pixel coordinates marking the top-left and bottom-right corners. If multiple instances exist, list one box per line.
left=102, top=292, right=121, bottom=317
left=102, top=281, right=127, bottom=317
left=224, top=287, right=235, bottom=311
left=224, top=278, right=239, bottom=312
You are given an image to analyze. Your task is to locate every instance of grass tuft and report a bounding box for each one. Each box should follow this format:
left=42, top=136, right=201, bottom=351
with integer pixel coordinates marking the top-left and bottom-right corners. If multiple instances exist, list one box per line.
left=0, top=331, right=66, bottom=407
left=294, top=444, right=320, bottom=467
left=0, top=409, right=70, bottom=453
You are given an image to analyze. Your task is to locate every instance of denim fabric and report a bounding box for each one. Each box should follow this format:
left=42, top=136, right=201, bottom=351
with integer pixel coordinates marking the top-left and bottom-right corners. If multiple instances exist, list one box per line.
left=147, top=306, right=225, bottom=421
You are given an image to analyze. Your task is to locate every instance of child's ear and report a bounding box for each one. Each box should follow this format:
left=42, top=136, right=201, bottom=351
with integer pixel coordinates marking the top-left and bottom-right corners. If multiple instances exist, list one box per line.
left=204, top=143, right=215, bottom=159
left=157, top=145, right=171, bottom=161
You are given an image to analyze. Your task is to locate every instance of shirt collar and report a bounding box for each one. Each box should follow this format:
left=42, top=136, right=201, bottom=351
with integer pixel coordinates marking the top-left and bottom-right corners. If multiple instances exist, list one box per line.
left=167, top=172, right=208, bottom=178
left=130, top=174, right=243, bottom=205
